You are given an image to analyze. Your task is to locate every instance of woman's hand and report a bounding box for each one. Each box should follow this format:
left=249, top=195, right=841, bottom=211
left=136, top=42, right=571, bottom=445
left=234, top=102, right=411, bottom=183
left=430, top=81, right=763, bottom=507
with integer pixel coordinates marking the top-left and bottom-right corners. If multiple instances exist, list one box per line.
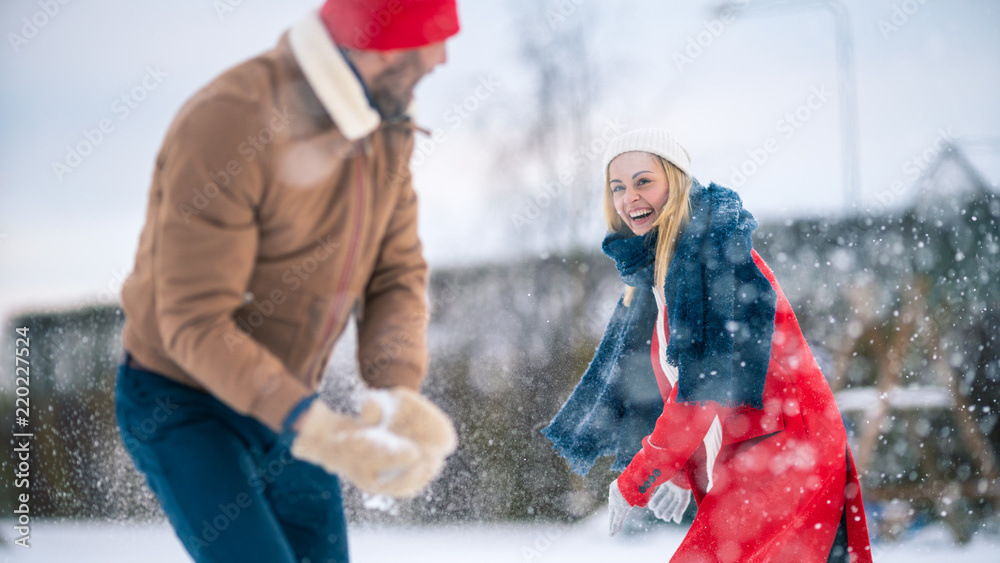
left=648, top=481, right=691, bottom=524
left=608, top=478, right=632, bottom=536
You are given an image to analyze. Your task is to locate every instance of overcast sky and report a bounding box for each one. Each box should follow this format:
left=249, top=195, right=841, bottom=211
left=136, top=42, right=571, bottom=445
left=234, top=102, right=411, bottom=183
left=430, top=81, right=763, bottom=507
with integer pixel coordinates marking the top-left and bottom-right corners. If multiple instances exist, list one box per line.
left=1, top=0, right=999, bottom=324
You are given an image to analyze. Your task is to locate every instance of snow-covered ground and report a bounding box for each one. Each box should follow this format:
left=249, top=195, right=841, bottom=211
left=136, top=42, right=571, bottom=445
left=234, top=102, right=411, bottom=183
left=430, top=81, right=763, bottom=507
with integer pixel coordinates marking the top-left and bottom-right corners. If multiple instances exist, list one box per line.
left=2, top=511, right=998, bottom=562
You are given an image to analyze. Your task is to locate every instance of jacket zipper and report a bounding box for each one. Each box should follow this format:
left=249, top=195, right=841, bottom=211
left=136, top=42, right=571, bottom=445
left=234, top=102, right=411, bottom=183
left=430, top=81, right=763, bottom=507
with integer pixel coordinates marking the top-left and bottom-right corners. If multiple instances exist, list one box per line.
left=304, top=139, right=368, bottom=381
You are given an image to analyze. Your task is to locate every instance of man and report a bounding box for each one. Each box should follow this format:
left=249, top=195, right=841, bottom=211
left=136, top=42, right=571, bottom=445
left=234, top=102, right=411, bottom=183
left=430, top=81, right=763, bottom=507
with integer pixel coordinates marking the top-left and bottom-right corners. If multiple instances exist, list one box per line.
left=115, top=1, right=460, bottom=561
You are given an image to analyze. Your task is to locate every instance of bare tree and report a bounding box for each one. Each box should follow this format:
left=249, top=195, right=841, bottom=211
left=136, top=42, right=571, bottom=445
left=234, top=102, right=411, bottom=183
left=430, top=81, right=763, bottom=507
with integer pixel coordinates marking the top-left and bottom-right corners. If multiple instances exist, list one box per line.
left=492, top=0, right=610, bottom=255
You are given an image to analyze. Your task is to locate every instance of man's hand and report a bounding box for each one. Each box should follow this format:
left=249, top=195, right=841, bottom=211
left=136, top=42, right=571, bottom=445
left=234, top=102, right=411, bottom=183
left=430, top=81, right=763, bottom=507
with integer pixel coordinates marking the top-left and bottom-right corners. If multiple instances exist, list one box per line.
left=366, top=387, right=457, bottom=459
left=290, top=399, right=422, bottom=496
left=290, top=388, right=457, bottom=498
left=648, top=481, right=691, bottom=524
left=608, top=478, right=632, bottom=536
left=357, top=387, right=458, bottom=496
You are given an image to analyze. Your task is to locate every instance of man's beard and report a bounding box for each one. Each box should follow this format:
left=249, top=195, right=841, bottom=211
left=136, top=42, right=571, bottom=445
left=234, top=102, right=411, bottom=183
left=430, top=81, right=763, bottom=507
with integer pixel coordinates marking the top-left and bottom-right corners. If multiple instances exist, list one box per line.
left=369, top=52, right=421, bottom=119
left=370, top=87, right=410, bottom=119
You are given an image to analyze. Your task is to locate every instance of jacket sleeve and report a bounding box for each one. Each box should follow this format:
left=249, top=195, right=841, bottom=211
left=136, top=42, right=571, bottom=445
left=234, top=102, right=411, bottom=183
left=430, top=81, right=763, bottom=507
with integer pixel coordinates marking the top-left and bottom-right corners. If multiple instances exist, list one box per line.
left=356, top=148, right=429, bottom=391
left=152, top=97, right=311, bottom=431
left=618, top=397, right=721, bottom=507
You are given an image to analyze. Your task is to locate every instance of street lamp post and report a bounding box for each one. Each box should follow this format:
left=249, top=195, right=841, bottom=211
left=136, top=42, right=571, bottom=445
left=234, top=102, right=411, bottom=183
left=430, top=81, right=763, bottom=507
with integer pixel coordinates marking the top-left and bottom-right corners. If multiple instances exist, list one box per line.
left=715, top=0, right=860, bottom=212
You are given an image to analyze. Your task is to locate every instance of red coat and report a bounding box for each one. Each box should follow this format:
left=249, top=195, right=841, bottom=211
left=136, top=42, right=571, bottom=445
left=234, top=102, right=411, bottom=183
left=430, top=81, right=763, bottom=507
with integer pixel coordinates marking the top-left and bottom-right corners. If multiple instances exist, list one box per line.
left=618, top=250, right=872, bottom=563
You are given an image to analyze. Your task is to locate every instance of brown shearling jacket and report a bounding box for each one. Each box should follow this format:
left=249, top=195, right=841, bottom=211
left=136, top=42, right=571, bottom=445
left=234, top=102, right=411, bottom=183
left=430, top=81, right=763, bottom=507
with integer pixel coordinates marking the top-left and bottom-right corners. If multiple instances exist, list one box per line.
left=120, top=13, right=428, bottom=431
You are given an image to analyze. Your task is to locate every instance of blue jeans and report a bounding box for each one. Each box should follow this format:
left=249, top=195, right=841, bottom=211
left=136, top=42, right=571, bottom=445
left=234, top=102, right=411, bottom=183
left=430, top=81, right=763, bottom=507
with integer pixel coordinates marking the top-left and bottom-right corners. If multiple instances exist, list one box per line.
left=115, top=352, right=349, bottom=563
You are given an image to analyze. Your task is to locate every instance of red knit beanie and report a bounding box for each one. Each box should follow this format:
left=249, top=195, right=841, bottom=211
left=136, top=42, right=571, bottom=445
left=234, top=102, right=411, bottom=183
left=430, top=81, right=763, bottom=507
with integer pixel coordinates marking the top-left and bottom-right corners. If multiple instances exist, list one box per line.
left=320, top=0, right=460, bottom=51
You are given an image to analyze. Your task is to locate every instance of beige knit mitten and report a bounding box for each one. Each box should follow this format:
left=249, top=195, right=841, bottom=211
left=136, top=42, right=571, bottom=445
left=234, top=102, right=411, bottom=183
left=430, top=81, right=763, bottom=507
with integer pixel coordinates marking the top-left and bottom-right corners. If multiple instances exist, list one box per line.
left=361, top=387, right=458, bottom=497
left=364, top=387, right=458, bottom=459
left=353, top=387, right=458, bottom=497
left=290, top=400, right=421, bottom=496
left=290, top=389, right=458, bottom=498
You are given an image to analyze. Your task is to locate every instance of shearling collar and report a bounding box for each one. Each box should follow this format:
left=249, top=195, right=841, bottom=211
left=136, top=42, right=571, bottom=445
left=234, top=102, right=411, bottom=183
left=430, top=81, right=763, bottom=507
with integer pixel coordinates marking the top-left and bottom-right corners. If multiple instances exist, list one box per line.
left=288, top=11, right=381, bottom=141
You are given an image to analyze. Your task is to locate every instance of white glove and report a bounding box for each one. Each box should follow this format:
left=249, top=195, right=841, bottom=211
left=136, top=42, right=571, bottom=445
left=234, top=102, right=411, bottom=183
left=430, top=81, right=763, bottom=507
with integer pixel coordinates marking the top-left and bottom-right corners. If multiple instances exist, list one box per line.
left=608, top=478, right=632, bottom=536
left=648, top=481, right=691, bottom=524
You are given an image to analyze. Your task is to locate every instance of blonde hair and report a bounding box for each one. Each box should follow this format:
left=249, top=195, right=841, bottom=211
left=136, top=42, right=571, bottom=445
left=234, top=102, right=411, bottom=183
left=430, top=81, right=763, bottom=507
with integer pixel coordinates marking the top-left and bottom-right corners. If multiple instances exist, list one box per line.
left=603, top=154, right=693, bottom=306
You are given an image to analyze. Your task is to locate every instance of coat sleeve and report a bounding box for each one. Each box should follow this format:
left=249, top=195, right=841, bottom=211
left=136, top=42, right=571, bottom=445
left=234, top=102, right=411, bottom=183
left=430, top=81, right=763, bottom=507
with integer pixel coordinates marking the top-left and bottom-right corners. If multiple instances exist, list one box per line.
left=152, top=97, right=311, bottom=432
left=618, top=396, right=721, bottom=507
left=356, top=142, right=429, bottom=391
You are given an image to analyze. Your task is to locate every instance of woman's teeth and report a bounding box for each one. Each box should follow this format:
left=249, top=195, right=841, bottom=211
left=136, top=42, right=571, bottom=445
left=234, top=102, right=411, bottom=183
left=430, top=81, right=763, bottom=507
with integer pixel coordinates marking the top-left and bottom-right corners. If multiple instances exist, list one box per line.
left=630, top=210, right=653, bottom=221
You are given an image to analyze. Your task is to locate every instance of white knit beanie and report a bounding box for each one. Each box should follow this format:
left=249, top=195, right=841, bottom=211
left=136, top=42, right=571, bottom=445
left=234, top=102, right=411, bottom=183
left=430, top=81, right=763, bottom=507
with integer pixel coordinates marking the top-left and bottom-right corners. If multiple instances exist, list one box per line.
left=602, top=128, right=691, bottom=177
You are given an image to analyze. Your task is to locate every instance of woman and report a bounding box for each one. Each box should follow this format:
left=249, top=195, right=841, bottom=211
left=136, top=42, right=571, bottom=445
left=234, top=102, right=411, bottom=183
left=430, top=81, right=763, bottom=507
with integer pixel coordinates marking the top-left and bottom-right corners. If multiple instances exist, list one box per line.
left=544, top=129, right=872, bottom=562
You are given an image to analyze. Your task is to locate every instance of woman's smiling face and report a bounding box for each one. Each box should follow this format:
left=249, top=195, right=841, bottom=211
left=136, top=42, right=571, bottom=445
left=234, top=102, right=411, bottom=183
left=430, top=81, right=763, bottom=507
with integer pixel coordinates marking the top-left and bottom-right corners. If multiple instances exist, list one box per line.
left=609, top=151, right=670, bottom=236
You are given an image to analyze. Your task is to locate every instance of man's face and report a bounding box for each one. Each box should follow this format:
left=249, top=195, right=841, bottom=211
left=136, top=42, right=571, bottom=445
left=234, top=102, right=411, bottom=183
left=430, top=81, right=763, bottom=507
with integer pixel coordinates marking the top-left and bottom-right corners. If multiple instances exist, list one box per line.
left=369, top=41, right=447, bottom=118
